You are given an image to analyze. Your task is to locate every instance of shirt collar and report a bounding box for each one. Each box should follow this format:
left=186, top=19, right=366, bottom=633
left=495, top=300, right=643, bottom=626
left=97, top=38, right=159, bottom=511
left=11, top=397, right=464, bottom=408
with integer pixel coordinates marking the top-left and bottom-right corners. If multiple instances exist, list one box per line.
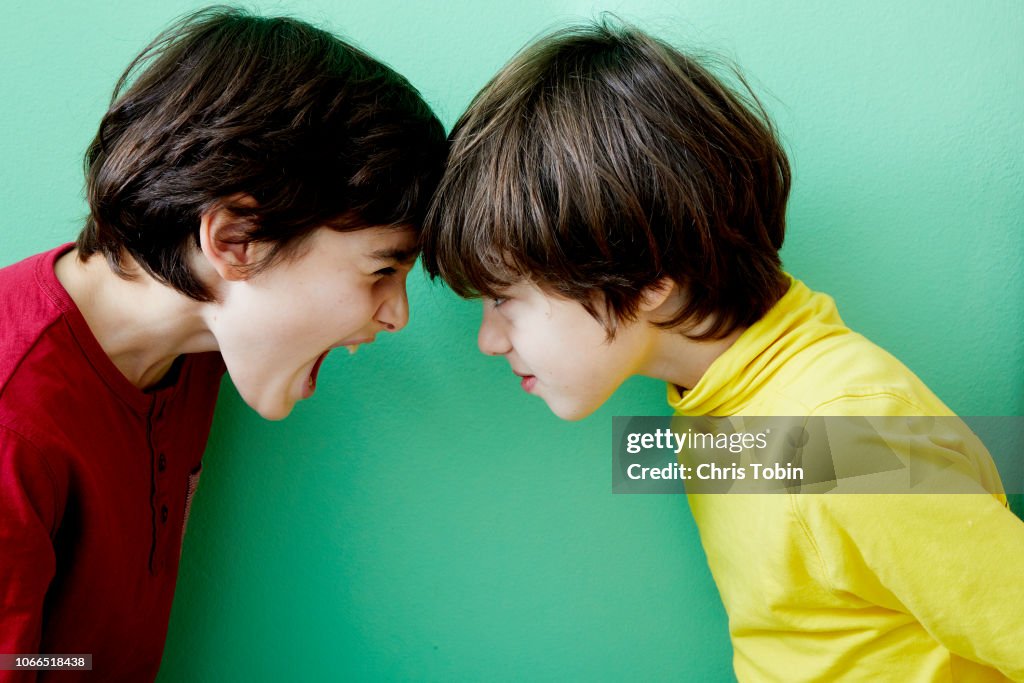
left=667, top=274, right=845, bottom=416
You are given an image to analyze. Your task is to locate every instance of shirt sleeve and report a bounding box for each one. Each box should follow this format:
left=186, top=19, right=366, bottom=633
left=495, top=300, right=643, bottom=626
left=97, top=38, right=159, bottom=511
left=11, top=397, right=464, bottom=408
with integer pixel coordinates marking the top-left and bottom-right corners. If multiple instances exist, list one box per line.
left=796, top=490, right=1024, bottom=679
left=0, top=425, right=59, bottom=683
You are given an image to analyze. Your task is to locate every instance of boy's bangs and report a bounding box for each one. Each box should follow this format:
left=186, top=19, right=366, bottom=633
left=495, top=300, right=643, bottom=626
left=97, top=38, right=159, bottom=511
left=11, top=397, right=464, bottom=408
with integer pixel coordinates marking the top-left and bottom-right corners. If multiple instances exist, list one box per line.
left=422, top=139, right=547, bottom=300
left=422, top=209, right=534, bottom=301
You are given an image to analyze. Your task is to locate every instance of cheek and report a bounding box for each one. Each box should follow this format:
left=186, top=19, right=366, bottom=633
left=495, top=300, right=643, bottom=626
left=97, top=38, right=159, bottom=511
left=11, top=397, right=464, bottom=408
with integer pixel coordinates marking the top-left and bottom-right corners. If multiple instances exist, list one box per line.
left=329, top=293, right=381, bottom=338
left=524, top=329, right=603, bottom=385
left=283, top=286, right=375, bottom=343
left=557, top=333, right=634, bottom=394
left=511, top=323, right=566, bottom=369
left=334, top=280, right=384, bottom=318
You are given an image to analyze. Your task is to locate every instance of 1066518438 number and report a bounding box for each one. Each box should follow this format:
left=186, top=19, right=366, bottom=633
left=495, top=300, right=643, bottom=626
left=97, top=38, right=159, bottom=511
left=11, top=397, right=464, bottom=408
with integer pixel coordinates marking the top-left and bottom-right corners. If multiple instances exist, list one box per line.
left=0, top=655, right=92, bottom=670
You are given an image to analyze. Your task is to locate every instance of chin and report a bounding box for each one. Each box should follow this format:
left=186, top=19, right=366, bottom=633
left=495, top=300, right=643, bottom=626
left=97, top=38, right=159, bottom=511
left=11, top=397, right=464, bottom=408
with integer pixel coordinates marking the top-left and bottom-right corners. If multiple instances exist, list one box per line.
left=247, top=395, right=295, bottom=421
left=547, top=399, right=600, bottom=422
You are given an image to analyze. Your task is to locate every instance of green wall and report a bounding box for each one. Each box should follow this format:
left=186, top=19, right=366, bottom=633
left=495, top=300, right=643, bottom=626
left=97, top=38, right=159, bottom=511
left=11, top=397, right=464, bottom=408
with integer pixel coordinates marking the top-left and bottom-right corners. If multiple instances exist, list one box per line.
left=2, top=1, right=1021, bottom=680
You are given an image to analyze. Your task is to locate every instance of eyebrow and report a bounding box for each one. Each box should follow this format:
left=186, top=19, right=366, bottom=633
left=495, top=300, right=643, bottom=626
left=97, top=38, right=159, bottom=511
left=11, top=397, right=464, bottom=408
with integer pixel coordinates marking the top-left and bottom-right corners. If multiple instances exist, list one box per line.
left=368, top=246, right=420, bottom=265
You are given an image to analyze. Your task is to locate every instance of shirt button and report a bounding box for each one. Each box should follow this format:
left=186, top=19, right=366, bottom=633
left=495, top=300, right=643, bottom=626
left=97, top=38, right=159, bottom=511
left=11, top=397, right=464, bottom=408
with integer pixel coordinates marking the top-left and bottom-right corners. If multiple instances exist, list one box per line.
left=160, top=505, right=169, bottom=524
left=158, top=453, right=167, bottom=472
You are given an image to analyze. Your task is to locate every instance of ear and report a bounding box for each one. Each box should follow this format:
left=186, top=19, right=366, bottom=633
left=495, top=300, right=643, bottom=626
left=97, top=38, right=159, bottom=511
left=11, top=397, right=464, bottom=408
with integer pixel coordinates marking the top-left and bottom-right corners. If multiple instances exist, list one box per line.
left=639, top=277, right=676, bottom=313
left=198, top=197, right=267, bottom=282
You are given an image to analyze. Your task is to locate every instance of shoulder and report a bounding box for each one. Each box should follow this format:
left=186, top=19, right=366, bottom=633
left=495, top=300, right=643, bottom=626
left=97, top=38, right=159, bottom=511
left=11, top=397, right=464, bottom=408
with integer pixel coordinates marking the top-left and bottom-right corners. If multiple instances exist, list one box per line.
left=777, top=330, right=951, bottom=416
left=0, top=247, right=71, bottom=391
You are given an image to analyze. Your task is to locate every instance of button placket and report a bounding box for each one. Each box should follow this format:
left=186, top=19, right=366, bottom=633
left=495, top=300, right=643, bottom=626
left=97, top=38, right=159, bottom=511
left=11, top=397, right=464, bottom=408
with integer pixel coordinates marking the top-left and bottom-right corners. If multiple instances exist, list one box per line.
left=148, top=396, right=172, bottom=574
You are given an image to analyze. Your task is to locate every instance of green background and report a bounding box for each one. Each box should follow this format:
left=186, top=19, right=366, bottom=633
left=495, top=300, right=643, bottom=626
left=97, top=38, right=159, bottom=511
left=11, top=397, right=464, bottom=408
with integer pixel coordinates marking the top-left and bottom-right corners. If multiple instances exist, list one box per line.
left=2, top=1, right=1021, bottom=680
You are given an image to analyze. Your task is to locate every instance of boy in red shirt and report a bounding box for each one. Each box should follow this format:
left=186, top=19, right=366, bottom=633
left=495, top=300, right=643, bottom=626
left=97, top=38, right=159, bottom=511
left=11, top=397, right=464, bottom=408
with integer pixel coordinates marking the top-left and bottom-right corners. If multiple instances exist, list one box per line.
left=0, top=7, right=444, bottom=681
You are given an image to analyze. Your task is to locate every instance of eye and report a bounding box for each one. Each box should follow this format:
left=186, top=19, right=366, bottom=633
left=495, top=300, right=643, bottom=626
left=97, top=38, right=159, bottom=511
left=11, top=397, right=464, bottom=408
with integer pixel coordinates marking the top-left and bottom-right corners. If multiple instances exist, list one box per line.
left=491, top=296, right=508, bottom=308
left=374, top=266, right=397, bottom=277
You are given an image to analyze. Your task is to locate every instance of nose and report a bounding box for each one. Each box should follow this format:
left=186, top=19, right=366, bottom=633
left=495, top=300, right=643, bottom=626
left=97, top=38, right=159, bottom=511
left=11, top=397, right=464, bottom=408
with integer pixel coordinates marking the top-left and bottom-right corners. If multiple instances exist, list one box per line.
left=477, top=303, right=512, bottom=356
left=375, top=277, right=410, bottom=332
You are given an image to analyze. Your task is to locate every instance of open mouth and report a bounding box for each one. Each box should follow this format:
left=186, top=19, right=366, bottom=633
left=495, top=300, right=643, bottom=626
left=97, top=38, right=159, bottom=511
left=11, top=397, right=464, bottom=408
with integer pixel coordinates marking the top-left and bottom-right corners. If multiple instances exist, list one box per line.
left=305, top=339, right=372, bottom=398
left=306, top=350, right=330, bottom=396
left=304, top=339, right=374, bottom=398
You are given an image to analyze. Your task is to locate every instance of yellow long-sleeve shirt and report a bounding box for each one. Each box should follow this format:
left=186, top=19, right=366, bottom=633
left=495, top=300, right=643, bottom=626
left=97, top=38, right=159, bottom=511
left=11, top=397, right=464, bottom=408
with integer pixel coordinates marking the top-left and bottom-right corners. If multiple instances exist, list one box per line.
left=668, top=276, right=1024, bottom=682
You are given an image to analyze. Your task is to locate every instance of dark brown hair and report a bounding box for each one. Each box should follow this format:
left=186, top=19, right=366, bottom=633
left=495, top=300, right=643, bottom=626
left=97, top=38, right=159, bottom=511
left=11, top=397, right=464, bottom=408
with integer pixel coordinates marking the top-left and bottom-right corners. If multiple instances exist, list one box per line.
left=78, top=5, right=446, bottom=301
left=421, top=20, right=790, bottom=339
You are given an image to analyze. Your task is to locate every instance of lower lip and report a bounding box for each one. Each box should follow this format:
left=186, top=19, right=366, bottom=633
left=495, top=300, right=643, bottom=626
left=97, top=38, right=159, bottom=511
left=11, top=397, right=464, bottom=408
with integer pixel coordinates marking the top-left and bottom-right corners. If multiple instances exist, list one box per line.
left=520, top=375, right=537, bottom=393
left=304, top=352, right=329, bottom=398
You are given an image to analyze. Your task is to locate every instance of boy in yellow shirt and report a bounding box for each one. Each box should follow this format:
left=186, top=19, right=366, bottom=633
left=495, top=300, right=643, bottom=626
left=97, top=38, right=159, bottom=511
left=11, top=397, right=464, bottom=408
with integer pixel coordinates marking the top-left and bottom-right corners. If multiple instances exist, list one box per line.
left=421, top=21, right=1024, bottom=681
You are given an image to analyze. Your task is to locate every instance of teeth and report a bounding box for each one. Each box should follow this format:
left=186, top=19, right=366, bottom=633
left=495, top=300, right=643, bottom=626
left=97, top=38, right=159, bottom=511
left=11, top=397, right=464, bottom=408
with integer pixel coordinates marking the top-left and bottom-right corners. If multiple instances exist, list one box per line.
left=308, top=375, right=314, bottom=388
left=346, top=344, right=360, bottom=355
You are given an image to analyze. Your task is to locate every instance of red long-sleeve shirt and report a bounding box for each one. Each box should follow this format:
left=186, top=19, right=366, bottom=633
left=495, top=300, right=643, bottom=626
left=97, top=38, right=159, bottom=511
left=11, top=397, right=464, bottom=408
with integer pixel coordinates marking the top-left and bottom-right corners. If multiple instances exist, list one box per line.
left=0, top=246, right=224, bottom=681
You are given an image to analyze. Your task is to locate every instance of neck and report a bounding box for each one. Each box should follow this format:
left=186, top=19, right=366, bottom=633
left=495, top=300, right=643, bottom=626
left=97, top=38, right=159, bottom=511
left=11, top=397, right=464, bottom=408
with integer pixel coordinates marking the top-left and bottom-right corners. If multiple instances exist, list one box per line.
left=640, top=324, right=745, bottom=392
left=630, top=285, right=746, bottom=391
left=55, top=249, right=219, bottom=390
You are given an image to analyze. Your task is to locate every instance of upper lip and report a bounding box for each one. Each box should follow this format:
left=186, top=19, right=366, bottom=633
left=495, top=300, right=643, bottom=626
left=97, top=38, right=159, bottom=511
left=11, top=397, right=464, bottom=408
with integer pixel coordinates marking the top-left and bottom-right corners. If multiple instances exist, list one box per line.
left=511, top=369, right=534, bottom=378
left=333, top=337, right=375, bottom=348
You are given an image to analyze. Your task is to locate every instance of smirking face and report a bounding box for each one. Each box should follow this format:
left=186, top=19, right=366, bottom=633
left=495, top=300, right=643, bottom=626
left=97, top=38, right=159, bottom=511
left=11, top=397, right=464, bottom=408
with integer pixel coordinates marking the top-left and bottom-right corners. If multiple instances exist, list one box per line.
left=476, top=280, right=656, bottom=420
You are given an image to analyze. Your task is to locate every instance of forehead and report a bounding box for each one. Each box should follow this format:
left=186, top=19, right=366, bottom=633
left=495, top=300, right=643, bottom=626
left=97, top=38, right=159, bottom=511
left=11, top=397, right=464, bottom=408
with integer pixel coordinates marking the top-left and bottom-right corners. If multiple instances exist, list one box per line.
left=344, top=224, right=419, bottom=260
left=366, top=229, right=419, bottom=263
left=497, top=279, right=574, bottom=310
left=272, top=224, right=419, bottom=274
